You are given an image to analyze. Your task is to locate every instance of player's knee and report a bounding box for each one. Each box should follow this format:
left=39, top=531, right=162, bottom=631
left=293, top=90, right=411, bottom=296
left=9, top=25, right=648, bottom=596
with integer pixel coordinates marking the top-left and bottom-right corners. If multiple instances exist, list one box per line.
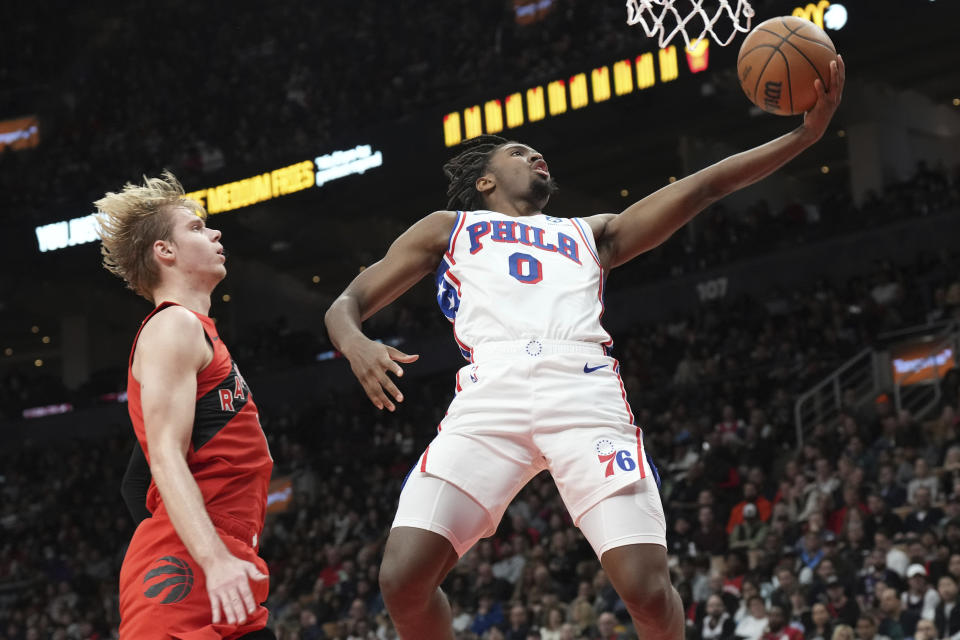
left=379, top=554, right=430, bottom=608
left=618, top=568, right=673, bottom=616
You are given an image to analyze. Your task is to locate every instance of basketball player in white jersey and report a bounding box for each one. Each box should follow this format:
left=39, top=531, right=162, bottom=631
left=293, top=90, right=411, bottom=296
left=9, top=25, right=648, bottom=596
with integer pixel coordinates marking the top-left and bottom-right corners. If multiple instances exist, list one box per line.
left=325, top=57, right=844, bottom=640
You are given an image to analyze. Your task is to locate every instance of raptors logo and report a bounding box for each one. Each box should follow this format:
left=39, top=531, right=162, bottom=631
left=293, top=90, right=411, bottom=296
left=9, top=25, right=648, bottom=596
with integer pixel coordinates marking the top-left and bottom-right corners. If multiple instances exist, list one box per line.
left=143, top=556, right=194, bottom=604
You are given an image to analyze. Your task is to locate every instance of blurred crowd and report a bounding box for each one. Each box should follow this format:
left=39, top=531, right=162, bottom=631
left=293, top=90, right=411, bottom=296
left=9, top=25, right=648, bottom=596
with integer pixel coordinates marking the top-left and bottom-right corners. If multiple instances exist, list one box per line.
left=0, top=0, right=631, bottom=222
left=2, top=231, right=959, bottom=638
left=3, top=3, right=960, bottom=639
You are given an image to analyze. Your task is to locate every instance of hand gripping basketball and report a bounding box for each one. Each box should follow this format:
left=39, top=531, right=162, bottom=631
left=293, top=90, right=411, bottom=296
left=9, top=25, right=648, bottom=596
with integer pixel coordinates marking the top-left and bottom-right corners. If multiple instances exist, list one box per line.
left=802, top=55, right=845, bottom=140
left=738, top=16, right=840, bottom=116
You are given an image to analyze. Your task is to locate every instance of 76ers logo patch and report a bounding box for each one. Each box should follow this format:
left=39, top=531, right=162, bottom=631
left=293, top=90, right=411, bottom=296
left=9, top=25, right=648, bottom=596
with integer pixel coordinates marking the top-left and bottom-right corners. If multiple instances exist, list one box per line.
left=595, top=439, right=637, bottom=478
left=143, top=556, right=194, bottom=604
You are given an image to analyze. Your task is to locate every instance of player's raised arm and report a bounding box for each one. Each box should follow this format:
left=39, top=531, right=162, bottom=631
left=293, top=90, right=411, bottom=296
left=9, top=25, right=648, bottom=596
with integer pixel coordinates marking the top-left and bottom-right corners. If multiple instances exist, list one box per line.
left=588, top=55, right=844, bottom=270
left=137, top=306, right=265, bottom=626
left=324, top=210, right=456, bottom=411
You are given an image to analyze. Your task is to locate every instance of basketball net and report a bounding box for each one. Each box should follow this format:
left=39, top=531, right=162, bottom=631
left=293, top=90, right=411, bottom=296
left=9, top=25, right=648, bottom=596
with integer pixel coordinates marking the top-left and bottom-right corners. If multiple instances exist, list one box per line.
left=625, top=0, right=755, bottom=48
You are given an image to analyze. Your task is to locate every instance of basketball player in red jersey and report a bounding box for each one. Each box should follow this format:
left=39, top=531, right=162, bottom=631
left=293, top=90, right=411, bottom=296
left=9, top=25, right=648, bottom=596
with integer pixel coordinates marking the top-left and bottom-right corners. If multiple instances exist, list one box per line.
left=96, top=173, right=275, bottom=639
left=325, top=60, right=844, bottom=639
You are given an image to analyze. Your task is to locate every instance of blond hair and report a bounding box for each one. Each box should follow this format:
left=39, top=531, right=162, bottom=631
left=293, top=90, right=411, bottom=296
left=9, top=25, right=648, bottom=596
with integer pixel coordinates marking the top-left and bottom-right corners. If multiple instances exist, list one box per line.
left=94, top=171, right=206, bottom=301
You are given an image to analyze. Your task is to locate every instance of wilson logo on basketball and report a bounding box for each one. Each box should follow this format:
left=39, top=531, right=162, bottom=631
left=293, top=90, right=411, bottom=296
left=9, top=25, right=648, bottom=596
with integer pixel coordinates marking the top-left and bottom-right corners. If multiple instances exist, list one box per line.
left=143, top=556, right=194, bottom=604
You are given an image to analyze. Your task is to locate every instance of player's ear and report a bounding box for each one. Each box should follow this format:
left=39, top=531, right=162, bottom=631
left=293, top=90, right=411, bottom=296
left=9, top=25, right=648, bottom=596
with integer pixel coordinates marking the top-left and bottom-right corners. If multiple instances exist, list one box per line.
left=153, top=239, right=174, bottom=264
left=476, top=173, right=495, bottom=195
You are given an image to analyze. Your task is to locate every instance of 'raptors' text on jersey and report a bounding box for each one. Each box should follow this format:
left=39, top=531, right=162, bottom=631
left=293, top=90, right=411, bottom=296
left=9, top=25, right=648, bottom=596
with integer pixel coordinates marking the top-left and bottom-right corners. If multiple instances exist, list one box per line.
left=435, top=211, right=612, bottom=360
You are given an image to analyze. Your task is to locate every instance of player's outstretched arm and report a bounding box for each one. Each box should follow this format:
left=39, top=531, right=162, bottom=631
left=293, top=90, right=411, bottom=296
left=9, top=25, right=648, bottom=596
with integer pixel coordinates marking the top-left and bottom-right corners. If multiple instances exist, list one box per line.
left=324, top=210, right=455, bottom=411
left=137, top=306, right=267, bottom=626
left=588, top=55, right=845, bottom=270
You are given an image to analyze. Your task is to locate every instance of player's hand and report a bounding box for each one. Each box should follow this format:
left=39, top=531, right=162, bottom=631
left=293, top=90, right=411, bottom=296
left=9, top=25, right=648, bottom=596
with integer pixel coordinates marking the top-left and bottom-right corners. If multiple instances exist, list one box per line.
left=342, top=337, right=419, bottom=411
left=803, top=54, right=845, bottom=140
left=204, top=553, right=267, bottom=625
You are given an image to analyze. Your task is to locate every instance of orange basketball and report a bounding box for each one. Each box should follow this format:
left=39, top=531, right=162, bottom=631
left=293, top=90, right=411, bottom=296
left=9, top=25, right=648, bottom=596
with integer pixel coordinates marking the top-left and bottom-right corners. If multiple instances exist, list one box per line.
left=737, top=16, right=837, bottom=116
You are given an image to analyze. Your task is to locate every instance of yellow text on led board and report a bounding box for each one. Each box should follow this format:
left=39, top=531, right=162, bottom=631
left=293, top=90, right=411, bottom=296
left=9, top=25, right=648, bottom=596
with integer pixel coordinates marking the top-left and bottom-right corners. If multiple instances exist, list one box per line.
left=442, top=45, right=693, bottom=147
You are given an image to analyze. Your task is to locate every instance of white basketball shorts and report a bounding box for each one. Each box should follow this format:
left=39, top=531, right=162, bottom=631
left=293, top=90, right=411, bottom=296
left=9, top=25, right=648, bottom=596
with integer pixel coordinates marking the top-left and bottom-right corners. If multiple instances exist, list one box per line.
left=392, top=339, right=665, bottom=556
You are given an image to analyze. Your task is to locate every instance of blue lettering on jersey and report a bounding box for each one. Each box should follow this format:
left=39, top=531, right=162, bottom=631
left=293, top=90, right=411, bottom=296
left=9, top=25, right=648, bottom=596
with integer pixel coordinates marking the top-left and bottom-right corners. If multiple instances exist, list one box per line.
left=467, top=218, right=580, bottom=265
left=517, top=223, right=534, bottom=246
left=557, top=233, right=581, bottom=264
left=531, top=227, right=557, bottom=252
left=491, top=220, right=518, bottom=243
left=467, top=222, right=491, bottom=254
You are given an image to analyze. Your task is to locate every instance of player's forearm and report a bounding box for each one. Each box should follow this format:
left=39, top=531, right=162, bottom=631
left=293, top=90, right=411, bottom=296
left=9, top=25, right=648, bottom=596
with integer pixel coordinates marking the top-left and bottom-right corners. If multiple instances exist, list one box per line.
left=698, top=124, right=819, bottom=201
left=150, top=448, right=230, bottom=570
left=324, top=293, right=370, bottom=355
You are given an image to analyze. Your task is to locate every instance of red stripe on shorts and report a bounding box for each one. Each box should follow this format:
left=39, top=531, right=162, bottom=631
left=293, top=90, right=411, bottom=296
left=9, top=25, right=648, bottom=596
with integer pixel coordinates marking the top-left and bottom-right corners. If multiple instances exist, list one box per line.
left=635, top=426, right=646, bottom=479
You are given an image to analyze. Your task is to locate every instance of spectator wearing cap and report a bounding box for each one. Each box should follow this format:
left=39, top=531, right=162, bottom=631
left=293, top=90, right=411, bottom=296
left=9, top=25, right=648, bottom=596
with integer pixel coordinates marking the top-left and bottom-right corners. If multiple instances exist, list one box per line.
left=702, top=594, right=737, bottom=640
left=826, top=576, right=861, bottom=627
left=904, top=486, right=945, bottom=534
left=878, top=587, right=919, bottom=640
left=728, top=483, right=774, bottom=535
left=763, top=606, right=804, bottom=640
left=902, top=564, right=940, bottom=620
left=856, top=614, right=892, bottom=640
left=933, top=574, right=960, bottom=639
left=730, top=503, right=769, bottom=554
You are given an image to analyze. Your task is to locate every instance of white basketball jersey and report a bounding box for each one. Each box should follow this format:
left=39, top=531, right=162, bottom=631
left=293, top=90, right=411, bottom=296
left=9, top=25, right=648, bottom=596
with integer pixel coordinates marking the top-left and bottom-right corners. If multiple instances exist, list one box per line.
left=435, top=210, right=612, bottom=360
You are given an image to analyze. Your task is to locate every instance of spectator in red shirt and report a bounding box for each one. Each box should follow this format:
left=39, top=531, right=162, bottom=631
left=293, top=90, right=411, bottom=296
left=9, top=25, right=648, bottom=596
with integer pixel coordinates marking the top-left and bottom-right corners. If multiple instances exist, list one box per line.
left=728, top=483, right=773, bottom=534
left=763, top=606, right=804, bottom=640
left=715, top=404, right=746, bottom=439
left=829, top=485, right=868, bottom=535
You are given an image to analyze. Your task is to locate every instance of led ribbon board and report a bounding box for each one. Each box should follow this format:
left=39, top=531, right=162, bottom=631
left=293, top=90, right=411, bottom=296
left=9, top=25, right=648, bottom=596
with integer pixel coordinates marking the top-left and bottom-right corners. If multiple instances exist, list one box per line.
left=442, top=43, right=711, bottom=147
left=34, top=145, right=384, bottom=252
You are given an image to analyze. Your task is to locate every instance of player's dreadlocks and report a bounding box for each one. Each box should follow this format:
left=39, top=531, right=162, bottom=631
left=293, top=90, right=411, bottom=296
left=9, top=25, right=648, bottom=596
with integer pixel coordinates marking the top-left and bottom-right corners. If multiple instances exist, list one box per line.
left=443, top=134, right=508, bottom=211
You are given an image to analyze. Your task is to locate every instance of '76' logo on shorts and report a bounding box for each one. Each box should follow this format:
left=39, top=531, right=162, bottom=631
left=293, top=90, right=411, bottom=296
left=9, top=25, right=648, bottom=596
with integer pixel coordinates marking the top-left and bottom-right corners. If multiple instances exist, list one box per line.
left=595, top=439, right=637, bottom=478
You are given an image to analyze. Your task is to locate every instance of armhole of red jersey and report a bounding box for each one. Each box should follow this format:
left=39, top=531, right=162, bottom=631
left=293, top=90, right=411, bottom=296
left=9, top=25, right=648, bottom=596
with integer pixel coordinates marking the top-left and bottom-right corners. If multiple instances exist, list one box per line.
left=128, top=302, right=216, bottom=377
left=196, top=323, right=217, bottom=375
left=128, top=301, right=181, bottom=369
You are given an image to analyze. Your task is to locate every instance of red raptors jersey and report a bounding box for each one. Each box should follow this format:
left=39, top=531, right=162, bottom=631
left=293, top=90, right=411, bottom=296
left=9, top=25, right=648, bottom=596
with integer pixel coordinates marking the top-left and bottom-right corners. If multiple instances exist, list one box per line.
left=126, top=302, right=273, bottom=542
